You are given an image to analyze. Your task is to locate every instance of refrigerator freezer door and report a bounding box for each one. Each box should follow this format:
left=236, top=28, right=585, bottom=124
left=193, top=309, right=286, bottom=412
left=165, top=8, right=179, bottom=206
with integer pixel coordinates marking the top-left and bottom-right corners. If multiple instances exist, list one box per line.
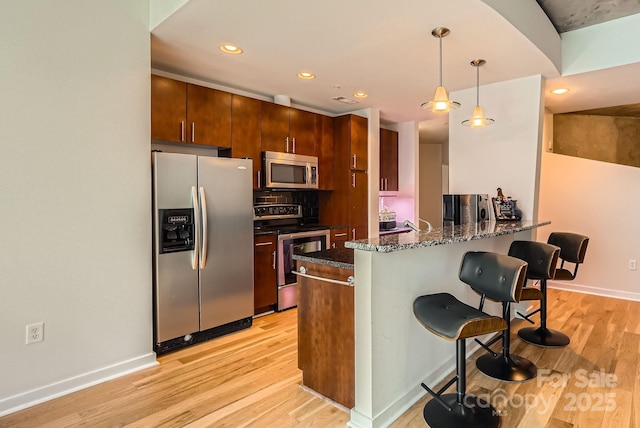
left=198, top=157, right=254, bottom=330
left=153, top=152, right=200, bottom=343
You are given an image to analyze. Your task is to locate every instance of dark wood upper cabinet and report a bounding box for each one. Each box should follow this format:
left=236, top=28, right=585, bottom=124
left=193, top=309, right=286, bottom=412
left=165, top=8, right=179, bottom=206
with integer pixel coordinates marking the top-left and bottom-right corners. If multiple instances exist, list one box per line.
left=186, top=84, right=231, bottom=147
left=150, top=75, right=231, bottom=147
left=289, top=108, right=316, bottom=156
left=231, top=94, right=262, bottom=189
left=316, top=114, right=334, bottom=190
left=379, top=128, right=398, bottom=191
left=151, top=75, right=187, bottom=143
left=349, top=115, right=368, bottom=170
left=261, top=102, right=317, bottom=156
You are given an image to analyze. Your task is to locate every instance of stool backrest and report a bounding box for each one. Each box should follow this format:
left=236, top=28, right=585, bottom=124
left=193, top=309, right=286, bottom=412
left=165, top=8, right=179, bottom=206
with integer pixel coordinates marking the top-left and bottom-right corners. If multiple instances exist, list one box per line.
left=548, top=232, right=589, bottom=264
left=508, top=241, right=560, bottom=280
left=459, top=251, right=527, bottom=303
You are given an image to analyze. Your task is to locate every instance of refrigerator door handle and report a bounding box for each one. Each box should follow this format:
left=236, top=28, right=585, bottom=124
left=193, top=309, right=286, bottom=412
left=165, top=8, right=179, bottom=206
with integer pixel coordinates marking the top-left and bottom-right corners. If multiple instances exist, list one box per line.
left=191, top=186, right=200, bottom=270
left=199, top=186, right=208, bottom=269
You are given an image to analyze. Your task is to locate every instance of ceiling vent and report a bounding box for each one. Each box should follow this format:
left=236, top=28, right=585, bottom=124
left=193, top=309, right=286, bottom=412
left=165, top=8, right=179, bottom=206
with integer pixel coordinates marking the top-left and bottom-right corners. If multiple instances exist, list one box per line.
left=332, top=96, right=358, bottom=104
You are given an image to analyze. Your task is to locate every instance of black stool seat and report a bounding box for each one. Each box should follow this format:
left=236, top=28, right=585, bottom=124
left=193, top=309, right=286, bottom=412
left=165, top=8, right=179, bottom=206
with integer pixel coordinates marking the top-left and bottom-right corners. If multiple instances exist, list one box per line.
left=414, top=293, right=506, bottom=340
left=413, top=251, right=527, bottom=428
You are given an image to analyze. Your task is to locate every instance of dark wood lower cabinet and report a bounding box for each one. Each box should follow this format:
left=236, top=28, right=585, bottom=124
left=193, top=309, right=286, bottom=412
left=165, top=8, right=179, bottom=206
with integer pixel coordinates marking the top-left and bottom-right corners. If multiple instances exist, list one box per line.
left=254, top=235, right=277, bottom=315
left=297, top=262, right=354, bottom=408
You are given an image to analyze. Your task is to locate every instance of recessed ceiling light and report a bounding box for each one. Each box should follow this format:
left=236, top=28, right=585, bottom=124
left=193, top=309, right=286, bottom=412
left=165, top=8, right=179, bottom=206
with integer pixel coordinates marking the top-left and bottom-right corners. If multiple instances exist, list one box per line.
left=219, top=44, right=243, bottom=55
left=297, top=71, right=316, bottom=80
left=353, top=91, right=368, bottom=98
left=551, top=88, right=569, bottom=95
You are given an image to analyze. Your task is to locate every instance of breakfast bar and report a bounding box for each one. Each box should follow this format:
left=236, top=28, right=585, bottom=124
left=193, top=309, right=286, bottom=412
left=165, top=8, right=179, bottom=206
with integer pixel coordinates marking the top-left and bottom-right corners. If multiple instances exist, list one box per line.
left=296, top=220, right=549, bottom=428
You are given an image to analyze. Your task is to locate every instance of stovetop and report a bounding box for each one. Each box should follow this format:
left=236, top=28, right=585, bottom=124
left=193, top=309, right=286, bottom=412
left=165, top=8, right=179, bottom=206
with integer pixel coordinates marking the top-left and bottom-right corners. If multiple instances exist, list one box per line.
left=253, top=202, right=327, bottom=235
left=254, top=223, right=330, bottom=235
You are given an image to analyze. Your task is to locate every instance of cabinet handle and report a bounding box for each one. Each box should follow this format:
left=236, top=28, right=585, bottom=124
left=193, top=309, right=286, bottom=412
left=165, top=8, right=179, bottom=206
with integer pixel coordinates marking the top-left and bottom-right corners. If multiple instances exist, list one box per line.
left=292, top=137, right=296, bottom=153
left=352, top=228, right=356, bottom=240
left=180, top=121, right=185, bottom=142
left=272, top=250, right=276, bottom=270
left=332, top=243, right=336, bottom=249
left=352, top=154, right=357, bottom=169
left=334, top=233, right=347, bottom=237
left=255, top=242, right=272, bottom=247
left=191, top=122, right=195, bottom=143
left=380, top=178, right=384, bottom=190
left=352, top=173, right=356, bottom=188
left=286, top=137, right=289, bottom=153
left=257, top=170, right=261, bottom=188
left=385, top=178, right=388, bottom=190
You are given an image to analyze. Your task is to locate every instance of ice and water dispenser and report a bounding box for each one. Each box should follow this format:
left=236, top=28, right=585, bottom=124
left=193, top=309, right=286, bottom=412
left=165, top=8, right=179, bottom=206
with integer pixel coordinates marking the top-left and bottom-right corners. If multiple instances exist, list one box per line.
left=158, top=208, right=195, bottom=253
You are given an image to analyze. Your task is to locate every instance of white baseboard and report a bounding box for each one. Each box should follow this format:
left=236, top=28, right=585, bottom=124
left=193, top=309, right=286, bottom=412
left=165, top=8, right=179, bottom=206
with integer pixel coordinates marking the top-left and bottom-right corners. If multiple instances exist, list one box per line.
left=0, top=353, right=158, bottom=417
left=548, top=281, right=640, bottom=302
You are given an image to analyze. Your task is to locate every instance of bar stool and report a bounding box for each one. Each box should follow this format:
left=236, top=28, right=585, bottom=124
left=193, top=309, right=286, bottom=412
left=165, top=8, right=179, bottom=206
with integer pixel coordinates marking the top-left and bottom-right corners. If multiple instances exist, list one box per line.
left=474, top=241, right=551, bottom=382
left=413, top=251, right=527, bottom=428
left=517, top=232, right=588, bottom=347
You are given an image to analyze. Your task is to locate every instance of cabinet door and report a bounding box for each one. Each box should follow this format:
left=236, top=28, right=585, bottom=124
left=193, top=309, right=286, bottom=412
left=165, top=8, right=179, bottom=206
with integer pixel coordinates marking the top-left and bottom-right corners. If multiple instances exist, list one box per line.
left=349, top=170, right=368, bottom=240
left=187, top=84, right=231, bottom=147
left=261, top=102, right=290, bottom=153
left=289, top=108, right=316, bottom=156
left=254, top=235, right=277, bottom=314
left=317, top=114, right=334, bottom=190
left=232, top=95, right=262, bottom=189
left=330, top=228, right=349, bottom=249
left=379, top=128, right=398, bottom=191
left=151, top=75, right=187, bottom=143
left=350, top=115, right=368, bottom=170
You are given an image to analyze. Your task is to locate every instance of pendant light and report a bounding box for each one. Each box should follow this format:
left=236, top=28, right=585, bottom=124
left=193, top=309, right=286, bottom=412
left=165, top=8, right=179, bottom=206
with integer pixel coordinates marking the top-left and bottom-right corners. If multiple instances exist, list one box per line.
left=421, top=27, right=460, bottom=113
left=462, top=59, right=494, bottom=128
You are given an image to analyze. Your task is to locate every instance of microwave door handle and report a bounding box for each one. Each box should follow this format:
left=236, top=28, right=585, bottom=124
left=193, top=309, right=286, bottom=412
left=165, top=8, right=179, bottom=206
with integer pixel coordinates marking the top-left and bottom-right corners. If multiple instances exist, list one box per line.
left=199, top=186, right=208, bottom=269
left=191, top=186, right=199, bottom=270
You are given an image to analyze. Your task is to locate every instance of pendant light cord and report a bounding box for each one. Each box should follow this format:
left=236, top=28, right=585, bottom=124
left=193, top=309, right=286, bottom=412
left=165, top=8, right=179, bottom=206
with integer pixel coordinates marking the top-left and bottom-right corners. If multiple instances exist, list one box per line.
left=476, top=64, right=480, bottom=106
left=439, top=37, right=443, bottom=86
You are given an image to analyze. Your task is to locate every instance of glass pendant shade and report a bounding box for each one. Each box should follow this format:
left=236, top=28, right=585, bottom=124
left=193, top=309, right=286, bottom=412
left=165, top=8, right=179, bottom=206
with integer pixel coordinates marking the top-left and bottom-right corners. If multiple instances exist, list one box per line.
left=421, top=27, right=459, bottom=112
left=462, top=59, right=494, bottom=128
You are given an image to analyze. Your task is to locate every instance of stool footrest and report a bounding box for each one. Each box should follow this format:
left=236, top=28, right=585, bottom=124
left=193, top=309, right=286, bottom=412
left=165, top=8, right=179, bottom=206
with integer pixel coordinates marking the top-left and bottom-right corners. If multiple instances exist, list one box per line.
left=517, top=307, right=540, bottom=324
left=421, top=381, right=454, bottom=412
left=475, top=335, right=500, bottom=357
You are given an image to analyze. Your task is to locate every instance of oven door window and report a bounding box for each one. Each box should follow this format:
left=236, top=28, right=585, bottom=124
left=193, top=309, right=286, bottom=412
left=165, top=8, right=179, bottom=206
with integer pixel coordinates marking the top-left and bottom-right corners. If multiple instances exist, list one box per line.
left=280, top=236, right=325, bottom=286
left=271, top=163, right=307, bottom=185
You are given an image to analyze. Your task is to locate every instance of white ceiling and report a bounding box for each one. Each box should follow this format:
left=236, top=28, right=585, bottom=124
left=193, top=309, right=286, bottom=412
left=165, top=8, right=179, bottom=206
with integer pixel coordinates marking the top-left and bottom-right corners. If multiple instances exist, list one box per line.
left=151, top=0, right=640, bottom=143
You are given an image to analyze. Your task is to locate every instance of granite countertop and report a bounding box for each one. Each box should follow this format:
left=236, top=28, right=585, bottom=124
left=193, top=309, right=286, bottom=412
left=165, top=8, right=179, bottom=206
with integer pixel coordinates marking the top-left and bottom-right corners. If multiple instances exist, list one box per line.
left=345, top=220, right=551, bottom=253
left=292, top=248, right=354, bottom=270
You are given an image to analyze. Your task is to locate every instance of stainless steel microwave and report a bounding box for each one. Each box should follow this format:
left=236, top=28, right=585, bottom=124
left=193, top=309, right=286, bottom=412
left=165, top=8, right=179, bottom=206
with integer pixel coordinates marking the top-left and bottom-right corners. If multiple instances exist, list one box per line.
left=263, top=151, right=318, bottom=189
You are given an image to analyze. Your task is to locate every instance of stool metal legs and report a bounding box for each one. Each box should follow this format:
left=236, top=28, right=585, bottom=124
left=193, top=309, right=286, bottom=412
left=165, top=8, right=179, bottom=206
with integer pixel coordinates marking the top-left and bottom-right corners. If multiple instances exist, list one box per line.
left=422, top=340, right=500, bottom=428
left=518, top=278, right=570, bottom=348
left=476, top=302, right=537, bottom=382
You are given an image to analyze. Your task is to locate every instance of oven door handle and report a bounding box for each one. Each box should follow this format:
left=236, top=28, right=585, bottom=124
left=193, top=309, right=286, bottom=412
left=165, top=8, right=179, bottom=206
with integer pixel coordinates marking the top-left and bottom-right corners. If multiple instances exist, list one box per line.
left=277, top=229, right=330, bottom=241
left=294, top=266, right=355, bottom=287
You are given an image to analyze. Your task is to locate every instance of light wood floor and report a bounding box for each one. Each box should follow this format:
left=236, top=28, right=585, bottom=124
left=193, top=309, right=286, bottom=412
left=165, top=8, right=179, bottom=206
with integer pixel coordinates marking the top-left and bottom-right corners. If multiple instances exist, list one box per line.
left=1, top=289, right=639, bottom=427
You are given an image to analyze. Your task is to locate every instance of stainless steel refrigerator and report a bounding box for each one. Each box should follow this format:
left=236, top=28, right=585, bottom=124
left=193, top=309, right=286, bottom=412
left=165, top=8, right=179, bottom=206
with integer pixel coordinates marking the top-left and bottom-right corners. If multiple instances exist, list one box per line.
left=152, top=152, right=253, bottom=354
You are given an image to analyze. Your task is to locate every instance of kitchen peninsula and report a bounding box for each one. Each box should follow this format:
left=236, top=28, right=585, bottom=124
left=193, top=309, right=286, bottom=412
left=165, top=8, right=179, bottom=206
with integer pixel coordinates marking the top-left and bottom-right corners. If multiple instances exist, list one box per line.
left=294, top=220, right=549, bottom=428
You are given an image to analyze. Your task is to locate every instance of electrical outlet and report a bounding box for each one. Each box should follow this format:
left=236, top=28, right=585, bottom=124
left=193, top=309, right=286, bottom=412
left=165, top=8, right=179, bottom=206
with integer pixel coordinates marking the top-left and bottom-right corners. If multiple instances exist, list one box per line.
left=629, top=260, right=637, bottom=271
left=26, top=322, right=44, bottom=344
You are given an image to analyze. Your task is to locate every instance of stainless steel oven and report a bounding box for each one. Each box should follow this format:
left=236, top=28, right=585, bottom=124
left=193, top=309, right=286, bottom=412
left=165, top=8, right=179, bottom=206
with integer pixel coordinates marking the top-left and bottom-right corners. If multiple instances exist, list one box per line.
left=277, top=229, right=330, bottom=311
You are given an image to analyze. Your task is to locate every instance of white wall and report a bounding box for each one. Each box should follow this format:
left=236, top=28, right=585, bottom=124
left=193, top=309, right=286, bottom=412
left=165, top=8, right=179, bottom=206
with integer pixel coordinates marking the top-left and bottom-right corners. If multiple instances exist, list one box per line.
left=448, top=75, right=545, bottom=221
left=538, top=152, right=640, bottom=300
left=0, top=1, right=154, bottom=414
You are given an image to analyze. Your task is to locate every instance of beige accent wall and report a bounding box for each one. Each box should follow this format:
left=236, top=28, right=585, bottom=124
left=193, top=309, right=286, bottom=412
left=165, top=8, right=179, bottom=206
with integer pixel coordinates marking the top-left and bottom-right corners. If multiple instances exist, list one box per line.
left=554, top=114, right=640, bottom=167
